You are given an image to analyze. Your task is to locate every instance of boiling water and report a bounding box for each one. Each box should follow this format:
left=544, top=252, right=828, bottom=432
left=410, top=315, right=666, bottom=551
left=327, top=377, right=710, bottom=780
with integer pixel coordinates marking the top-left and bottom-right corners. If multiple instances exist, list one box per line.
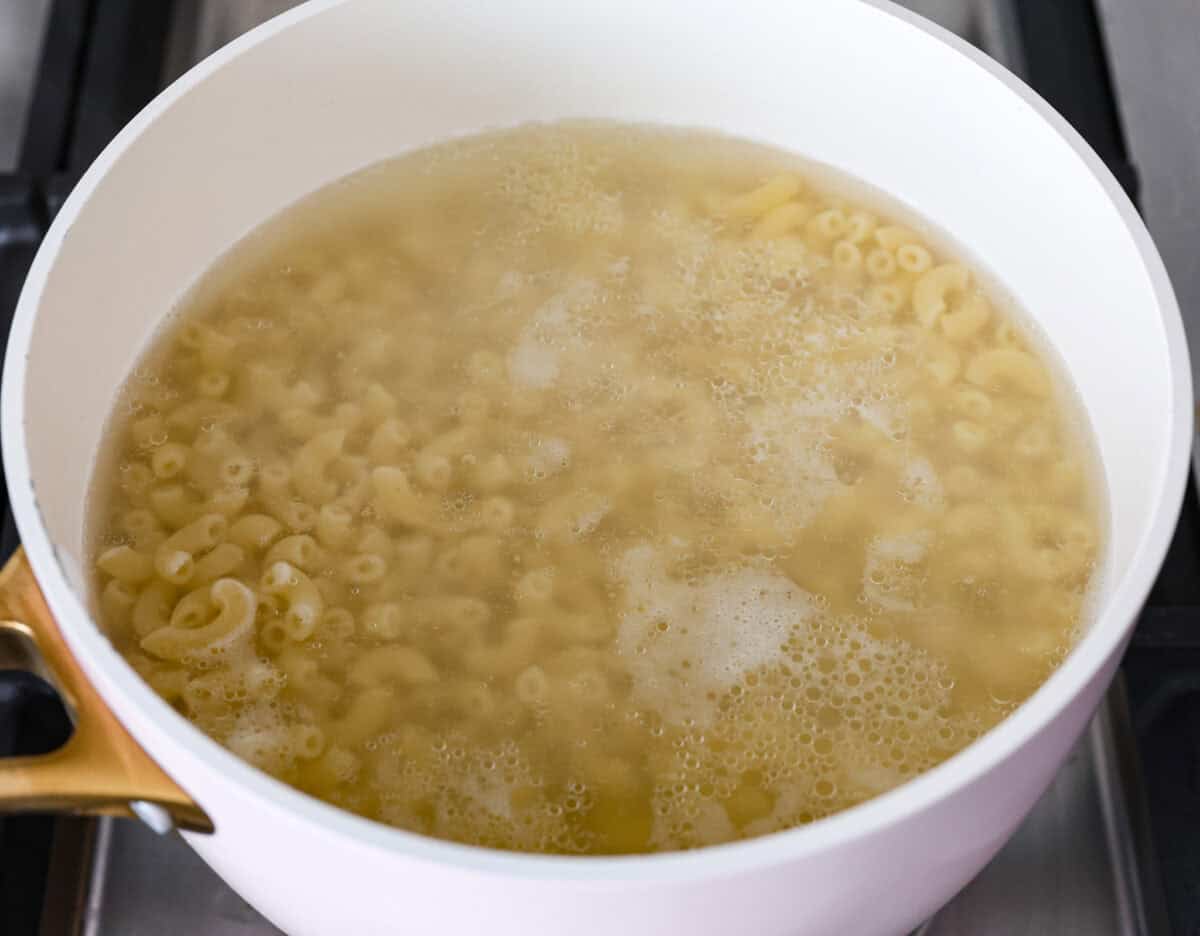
left=88, top=123, right=1105, bottom=854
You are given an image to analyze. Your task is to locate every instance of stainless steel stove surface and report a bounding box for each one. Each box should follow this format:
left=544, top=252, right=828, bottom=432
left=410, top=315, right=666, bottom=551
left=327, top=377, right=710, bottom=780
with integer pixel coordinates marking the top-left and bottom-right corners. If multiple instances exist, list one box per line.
left=52, top=689, right=1155, bottom=936
left=2, top=1, right=1198, bottom=934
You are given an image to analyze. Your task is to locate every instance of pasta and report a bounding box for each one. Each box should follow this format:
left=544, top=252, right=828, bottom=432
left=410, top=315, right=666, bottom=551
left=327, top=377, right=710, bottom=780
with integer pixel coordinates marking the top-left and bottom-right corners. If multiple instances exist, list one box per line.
left=206, top=485, right=250, bottom=517
left=896, top=242, right=933, bottom=274
left=370, top=466, right=431, bottom=527
left=342, top=553, right=387, bottom=585
left=865, top=247, right=896, bottom=280
left=228, top=514, right=284, bottom=552
left=941, top=292, right=991, bottom=342
left=413, top=452, right=452, bottom=491
left=433, top=535, right=505, bottom=587
left=513, top=664, right=551, bottom=706
left=965, top=347, right=1051, bottom=397
left=153, top=513, right=226, bottom=584
left=100, top=579, right=138, bottom=623
left=336, top=688, right=395, bottom=747
left=362, top=602, right=406, bottom=640
left=131, top=580, right=176, bottom=638
left=293, top=429, right=346, bottom=503
left=478, top=496, right=516, bottom=532
left=472, top=453, right=514, bottom=493
left=141, top=578, right=256, bottom=662
left=264, top=534, right=323, bottom=572
left=118, top=463, right=155, bottom=504
left=196, top=371, right=230, bottom=398
left=808, top=207, right=846, bottom=241
left=912, top=263, right=969, bottom=327
left=258, top=462, right=317, bottom=532
left=150, top=442, right=189, bottom=480
left=149, top=485, right=200, bottom=530
left=90, top=122, right=1103, bottom=857
left=97, top=545, right=154, bottom=585
left=367, top=418, right=411, bottom=463
left=348, top=646, right=438, bottom=687
left=190, top=542, right=245, bottom=587
left=315, top=504, right=354, bottom=550
left=261, top=561, right=323, bottom=641
left=726, top=173, right=802, bottom=219
left=750, top=201, right=812, bottom=239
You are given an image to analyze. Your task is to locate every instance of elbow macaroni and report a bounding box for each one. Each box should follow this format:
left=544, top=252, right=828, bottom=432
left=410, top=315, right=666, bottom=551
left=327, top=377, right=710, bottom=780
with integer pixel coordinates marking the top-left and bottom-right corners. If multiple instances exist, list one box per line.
left=294, top=429, right=346, bottom=503
left=141, top=578, right=256, bottom=662
left=262, top=561, right=324, bottom=641
left=912, top=263, right=969, bottom=328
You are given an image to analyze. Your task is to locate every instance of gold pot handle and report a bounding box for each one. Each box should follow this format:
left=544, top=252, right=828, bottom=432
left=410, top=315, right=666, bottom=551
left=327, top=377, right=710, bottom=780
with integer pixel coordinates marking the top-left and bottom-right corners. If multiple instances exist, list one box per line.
left=0, top=548, right=212, bottom=833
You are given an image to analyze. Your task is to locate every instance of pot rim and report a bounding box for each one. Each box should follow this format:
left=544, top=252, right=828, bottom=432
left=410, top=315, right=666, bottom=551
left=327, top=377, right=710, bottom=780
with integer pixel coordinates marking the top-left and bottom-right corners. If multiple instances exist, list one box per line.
left=2, top=0, right=1191, bottom=882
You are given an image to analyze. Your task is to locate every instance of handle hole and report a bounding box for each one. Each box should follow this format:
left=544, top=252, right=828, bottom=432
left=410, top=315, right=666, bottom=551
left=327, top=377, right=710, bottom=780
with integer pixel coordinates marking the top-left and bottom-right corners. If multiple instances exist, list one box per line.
left=0, top=672, right=72, bottom=757
left=0, top=628, right=74, bottom=757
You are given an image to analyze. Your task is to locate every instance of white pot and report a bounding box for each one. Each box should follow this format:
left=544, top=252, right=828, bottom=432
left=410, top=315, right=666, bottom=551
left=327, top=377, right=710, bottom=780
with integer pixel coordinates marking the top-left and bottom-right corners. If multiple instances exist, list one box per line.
left=1, top=1, right=1190, bottom=934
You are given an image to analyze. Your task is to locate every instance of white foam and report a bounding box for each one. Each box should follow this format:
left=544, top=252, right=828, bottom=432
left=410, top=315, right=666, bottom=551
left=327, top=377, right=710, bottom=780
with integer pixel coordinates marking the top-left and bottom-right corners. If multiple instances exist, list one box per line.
left=649, top=793, right=734, bottom=850
left=570, top=496, right=611, bottom=539
left=525, top=436, right=572, bottom=478
left=225, top=702, right=292, bottom=772
left=856, top=399, right=899, bottom=437
left=508, top=279, right=602, bottom=390
left=509, top=334, right=560, bottom=388
left=900, top=457, right=944, bottom=509
left=463, top=767, right=515, bottom=820
left=738, top=402, right=839, bottom=533
left=862, top=530, right=932, bottom=612
left=615, top=545, right=816, bottom=721
left=700, top=568, right=814, bottom=680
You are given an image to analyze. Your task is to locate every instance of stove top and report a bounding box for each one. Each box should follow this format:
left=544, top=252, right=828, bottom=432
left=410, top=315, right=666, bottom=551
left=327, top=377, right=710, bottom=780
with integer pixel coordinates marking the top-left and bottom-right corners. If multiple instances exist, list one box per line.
left=1, top=2, right=1197, bottom=934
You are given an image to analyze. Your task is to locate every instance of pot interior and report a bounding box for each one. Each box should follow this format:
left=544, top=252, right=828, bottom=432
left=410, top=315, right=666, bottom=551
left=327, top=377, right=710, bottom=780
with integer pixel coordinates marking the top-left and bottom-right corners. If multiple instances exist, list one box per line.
left=14, top=0, right=1182, bottom=634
